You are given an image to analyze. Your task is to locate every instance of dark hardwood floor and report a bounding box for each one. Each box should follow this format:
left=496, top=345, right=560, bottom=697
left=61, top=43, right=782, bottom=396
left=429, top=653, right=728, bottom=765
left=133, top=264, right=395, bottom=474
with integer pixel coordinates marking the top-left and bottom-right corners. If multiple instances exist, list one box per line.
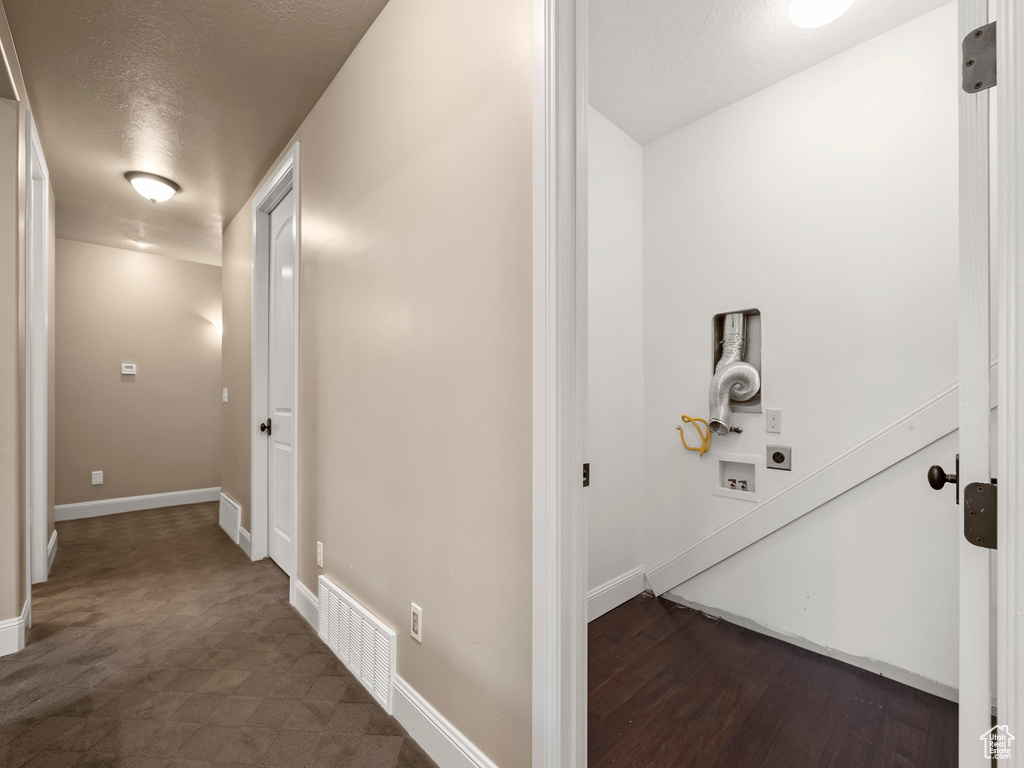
left=588, top=593, right=957, bottom=767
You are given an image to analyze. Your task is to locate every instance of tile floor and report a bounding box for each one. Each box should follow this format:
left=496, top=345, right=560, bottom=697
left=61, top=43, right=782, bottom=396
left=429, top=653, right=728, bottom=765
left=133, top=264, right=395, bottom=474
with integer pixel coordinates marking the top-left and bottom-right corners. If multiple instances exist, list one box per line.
left=0, top=502, right=437, bottom=768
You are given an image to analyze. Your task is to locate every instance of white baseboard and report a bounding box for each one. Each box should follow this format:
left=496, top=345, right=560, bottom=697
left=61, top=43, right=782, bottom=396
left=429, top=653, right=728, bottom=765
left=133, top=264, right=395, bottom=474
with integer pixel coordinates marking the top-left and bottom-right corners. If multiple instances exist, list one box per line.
left=392, top=674, right=499, bottom=768
left=0, top=602, right=28, bottom=657
left=292, top=579, right=319, bottom=628
left=588, top=565, right=646, bottom=623
left=238, top=526, right=253, bottom=559
left=46, top=530, right=57, bottom=576
left=55, top=487, right=221, bottom=521
left=663, top=592, right=958, bottom=703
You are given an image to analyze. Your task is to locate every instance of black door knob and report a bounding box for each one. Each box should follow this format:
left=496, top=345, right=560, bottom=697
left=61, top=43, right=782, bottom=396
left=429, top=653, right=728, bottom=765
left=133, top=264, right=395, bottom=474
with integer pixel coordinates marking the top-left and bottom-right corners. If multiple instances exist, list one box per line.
left=927, top=465, right=956, bottom=491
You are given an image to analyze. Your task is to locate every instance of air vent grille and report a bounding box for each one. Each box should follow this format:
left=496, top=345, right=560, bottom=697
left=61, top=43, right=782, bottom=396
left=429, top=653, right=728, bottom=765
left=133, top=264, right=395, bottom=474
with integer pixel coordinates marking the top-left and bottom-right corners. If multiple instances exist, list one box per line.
left=317, top=575, right=396, bottom=712
left=219, top=494, right=240, bottom=544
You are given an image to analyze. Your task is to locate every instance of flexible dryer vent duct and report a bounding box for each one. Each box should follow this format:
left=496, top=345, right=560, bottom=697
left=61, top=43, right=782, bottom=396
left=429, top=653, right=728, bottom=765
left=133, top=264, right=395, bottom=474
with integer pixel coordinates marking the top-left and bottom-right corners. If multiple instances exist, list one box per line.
left=708, top=313, right=760, bottom=436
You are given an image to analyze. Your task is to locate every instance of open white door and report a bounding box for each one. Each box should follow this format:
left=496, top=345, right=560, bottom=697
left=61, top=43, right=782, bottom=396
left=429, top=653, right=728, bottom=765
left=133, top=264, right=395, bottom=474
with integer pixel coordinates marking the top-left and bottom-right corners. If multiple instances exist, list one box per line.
left=956, top=1, right=999, bottom=764
left=26, top=111, right=50, bottom=588
left=266, top=188, right=297, bottom=578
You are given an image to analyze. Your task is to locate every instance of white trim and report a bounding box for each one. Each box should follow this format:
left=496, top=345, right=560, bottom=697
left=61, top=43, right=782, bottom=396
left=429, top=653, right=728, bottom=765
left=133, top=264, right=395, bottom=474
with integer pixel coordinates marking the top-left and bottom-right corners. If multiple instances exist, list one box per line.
left=55, top=487, right=221, bottom=521
left=587, top=566, right=645, bottom=623
left=663, top=593, right=959, bottom=704
left=25, top=110, right=49, bottom=588
left=532, top=0, right=587, bottom=764
left=0, top=602, right=28, bottom=657
left=646, top=366, right=997, bottom=597
left=292, top=579, right=318, bottom=628
left=238, top=526, right=253, bottom=559
left=996, top=0, right=1024, bottom=749
left=46, top=530, right=57, bottom=576
left=392, top=674, right=499, bottom=768
left=249, top=143, right=301, bottom=597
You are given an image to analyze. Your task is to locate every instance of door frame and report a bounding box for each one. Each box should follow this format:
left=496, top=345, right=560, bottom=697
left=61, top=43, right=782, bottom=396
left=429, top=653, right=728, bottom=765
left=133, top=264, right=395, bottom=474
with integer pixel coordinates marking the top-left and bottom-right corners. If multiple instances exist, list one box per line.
left=532, top=0, right=588, bottom=764
left=25, top=109, right=50, bottom=590
left=996, top=0, right=1024, bottom=749
left=250, top=141, right=301, bottom=605
left=531, top=0, right=1024, bottom=765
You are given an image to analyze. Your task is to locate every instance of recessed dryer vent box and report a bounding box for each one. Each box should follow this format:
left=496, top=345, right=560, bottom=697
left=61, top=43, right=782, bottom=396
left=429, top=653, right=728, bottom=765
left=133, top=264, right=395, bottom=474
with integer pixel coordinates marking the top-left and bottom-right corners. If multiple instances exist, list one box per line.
left=713, top=453, right=760, bottom=502
left=712, top=308, right=761, bottom=413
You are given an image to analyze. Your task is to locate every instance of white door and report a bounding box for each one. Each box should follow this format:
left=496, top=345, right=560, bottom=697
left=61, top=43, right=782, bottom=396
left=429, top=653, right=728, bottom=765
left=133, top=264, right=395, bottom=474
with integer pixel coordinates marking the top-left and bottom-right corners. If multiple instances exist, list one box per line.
left=266, top=188, right=296, bottom=576
left=955, top=0, right=996, bottom=763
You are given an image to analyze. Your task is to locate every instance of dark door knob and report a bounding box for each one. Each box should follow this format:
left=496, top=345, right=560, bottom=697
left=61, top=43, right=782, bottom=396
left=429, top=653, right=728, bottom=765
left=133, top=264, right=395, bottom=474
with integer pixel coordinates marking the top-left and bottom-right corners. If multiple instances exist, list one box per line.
left=927, top=465, right=956, bottom=491
left=260, top=418, right=272, bottom=436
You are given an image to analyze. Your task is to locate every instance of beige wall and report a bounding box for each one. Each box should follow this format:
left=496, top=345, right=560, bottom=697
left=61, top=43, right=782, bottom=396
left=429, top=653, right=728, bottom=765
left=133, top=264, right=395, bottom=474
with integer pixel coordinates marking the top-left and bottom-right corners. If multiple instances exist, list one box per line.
left=220, top=218, right=251, bottom=520
left=56, top=239, right=222, bottom=504
left=0, top=95, right=23, bottom=621
left=220, top=0, right=533, bottom=764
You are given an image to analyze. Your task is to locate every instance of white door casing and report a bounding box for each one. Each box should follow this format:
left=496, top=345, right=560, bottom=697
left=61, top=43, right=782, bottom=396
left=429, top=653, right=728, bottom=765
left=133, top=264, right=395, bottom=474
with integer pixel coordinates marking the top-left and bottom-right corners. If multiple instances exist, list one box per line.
left=250, top=142, right=300, bottom=607
left=995, top=0, right=1024, bottom=753
left=267, top=188, right=296, bottom=577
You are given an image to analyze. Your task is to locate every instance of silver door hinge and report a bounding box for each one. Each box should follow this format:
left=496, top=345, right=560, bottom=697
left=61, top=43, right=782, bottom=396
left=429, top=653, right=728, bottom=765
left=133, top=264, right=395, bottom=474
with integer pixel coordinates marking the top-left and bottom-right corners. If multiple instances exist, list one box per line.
left=963, top=22, right=996, bottom=93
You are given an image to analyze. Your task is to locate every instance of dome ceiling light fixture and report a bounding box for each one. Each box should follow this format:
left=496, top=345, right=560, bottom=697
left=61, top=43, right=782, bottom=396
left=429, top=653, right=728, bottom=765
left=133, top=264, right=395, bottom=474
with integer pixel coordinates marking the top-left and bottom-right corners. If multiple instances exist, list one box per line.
left=125, top=171, right=180, bottom=203
left=788, top=0, right=856, bottom=29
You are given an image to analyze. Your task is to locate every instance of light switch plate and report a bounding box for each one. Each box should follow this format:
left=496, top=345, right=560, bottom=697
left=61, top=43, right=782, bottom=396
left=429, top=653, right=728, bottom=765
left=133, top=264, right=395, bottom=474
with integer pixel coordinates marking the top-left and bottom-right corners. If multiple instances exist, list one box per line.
left=121, top=363, right=137, bottom=375
left=91, top=470, right=103, bottom=485
left=222, top=388, right=229, bottom=403
left=410, top=603, right=423, bottom=643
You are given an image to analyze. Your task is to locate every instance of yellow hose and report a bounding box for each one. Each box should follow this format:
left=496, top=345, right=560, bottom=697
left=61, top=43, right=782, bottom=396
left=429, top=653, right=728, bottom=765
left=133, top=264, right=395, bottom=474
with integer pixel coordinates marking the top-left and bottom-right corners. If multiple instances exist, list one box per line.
left=677, top=414, right=711, bottom=457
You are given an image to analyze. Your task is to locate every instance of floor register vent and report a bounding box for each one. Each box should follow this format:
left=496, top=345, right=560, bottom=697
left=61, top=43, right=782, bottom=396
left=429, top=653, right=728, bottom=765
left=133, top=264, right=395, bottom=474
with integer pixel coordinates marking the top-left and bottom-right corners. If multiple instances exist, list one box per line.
left=318, top=575, right=397, bottom=713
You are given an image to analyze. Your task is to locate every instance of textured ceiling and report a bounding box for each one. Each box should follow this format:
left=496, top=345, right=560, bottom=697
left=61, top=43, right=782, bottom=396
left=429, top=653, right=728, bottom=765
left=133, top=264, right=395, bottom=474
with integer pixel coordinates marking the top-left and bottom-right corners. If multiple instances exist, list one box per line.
left=590, top=0, right=951, bottom=145
left=4, top=0, right=389, bottom=265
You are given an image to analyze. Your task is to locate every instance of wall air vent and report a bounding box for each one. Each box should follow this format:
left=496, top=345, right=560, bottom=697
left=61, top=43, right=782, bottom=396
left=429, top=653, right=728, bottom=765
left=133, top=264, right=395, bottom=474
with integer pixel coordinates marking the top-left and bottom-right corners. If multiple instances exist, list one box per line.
left=318, top=575, right=397, bottom=713
left=219, top=494, right=240, bottom=544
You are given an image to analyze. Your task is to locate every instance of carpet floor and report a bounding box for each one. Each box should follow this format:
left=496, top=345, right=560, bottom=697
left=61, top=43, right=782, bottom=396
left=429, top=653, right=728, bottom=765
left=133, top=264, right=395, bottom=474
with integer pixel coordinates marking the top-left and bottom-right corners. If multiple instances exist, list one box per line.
left=0, top=502, right=437, bottom=768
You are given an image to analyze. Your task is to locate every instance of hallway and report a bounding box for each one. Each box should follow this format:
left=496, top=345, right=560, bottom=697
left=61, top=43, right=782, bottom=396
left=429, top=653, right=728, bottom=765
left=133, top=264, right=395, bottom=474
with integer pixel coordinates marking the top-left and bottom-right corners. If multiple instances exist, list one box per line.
left=0, top=503, right=436, bottom=768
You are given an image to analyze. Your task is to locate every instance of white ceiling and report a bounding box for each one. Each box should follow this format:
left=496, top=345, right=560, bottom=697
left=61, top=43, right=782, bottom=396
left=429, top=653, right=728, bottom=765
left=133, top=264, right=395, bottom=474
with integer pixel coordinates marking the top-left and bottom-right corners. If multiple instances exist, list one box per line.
left=590, top=0, right=951, bottom=145
left=5, top=0, right=390, bottom=266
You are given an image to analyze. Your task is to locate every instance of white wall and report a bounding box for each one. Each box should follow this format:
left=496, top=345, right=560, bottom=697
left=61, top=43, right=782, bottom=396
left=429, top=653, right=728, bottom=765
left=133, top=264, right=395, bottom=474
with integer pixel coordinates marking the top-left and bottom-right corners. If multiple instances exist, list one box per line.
left=641, top=4, right=961, bottom=690
left=587, top=107, right=645, bottom=611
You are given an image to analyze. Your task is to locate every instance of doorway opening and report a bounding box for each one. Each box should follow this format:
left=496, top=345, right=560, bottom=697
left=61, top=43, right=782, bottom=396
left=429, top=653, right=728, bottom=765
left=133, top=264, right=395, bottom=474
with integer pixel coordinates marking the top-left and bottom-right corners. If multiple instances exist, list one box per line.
left=250, top=142, right=301, bottom=604
left=532, top=0, right=1023, bottom=765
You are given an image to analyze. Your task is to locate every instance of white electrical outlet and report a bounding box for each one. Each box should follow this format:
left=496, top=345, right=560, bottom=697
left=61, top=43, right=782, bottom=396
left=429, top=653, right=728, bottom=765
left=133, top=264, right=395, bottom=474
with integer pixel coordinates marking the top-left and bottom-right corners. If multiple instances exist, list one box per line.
left=316, top=541, right=323, bottom=568
left=222, top=387, right=229, bottom=403
left=91, top=470, right=103, bottom=485
left=766, top=409, right=782, bottom=434
left=410, top=603, right=423, bottom=643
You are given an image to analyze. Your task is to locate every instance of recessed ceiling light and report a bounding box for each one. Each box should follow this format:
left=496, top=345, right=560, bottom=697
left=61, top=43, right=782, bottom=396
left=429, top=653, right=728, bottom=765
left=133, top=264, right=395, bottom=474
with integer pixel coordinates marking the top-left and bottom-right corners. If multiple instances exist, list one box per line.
left=789, top=0, right=856, bottom=28
left=125, top=171, right=180, bottom=203
left=134, top=240, right=149, bottom=248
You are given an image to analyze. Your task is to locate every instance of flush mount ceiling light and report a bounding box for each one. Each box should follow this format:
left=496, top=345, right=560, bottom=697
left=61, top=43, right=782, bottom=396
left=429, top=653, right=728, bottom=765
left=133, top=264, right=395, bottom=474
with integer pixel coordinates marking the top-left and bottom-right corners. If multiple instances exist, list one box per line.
left=124, top=171, right=180, bottom=203
left=788, top=0, right=856, bottom=28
